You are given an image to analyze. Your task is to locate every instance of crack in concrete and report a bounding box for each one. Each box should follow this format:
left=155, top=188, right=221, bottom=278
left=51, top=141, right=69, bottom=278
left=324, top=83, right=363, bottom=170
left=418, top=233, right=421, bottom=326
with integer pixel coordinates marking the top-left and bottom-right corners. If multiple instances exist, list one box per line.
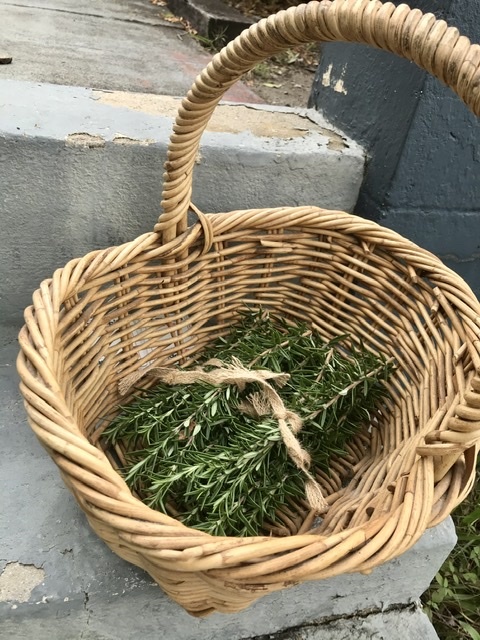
left=79, top=590, right=92, bottom=639
left=2, top=2, right=183, bottom=29
left=245, top=602, right=418, bottom=640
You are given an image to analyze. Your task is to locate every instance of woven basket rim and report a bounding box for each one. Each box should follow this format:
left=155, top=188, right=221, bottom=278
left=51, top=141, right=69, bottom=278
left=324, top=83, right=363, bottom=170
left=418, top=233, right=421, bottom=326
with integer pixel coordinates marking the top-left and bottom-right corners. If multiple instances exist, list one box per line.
left=33, top=207, right=480, bottom=301
left=16, top=0, right=480, bottom=615
left=19, top=204, right=480, bottom=539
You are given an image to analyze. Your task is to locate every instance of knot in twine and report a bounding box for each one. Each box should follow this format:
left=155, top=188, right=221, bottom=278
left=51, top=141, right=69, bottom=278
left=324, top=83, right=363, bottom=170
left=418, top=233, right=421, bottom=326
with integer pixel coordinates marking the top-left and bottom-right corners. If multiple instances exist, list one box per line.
left=119, top=357, right=328, bottom=514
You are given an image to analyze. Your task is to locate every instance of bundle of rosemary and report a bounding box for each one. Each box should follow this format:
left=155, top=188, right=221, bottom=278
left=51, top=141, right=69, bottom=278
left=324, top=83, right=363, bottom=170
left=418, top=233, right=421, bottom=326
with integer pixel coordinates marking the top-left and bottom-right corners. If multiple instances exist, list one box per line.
left=104, top=312, right=393, bottom=537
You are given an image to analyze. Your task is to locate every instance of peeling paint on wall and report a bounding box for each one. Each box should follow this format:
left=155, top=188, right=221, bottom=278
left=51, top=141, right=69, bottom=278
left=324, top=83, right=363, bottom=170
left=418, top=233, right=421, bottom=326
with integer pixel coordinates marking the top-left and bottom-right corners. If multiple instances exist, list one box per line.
left=93, top=90, right=330, bottom=140
left=334, top=78, right=348, bottom=95
left=322, top=63, right=333, bottom=88
left=321, top=64, right=348, bottom=94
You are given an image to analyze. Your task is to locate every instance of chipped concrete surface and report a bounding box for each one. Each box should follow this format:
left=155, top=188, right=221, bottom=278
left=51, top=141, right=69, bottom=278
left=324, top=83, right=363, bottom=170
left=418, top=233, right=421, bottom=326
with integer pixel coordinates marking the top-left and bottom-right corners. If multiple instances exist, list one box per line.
left=112, top=135, right=154, bottom=146
left=251, top=606, right=440, bottom=640
left=95, top=91, right=201, bottom=119
left=0, top=563, right=45, bottom=603
left=95, top=90, right=347, bottom=144
left=0, top=78, right=356, bottom=153
left=0, top=80, right=357, bottom=152
left=65, top=133, right=155, bottom=147
left=1, top=603, right=440, bottom=639
left=65, top=133, right=106, bottom=148
left=0, top=79, right=365, bottom=327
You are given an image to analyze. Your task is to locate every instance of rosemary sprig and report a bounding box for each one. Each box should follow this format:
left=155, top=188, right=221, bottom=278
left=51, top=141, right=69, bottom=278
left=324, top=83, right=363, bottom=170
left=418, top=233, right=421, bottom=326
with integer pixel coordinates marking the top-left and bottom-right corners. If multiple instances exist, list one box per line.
left=103, top=311, right=393, bottom=536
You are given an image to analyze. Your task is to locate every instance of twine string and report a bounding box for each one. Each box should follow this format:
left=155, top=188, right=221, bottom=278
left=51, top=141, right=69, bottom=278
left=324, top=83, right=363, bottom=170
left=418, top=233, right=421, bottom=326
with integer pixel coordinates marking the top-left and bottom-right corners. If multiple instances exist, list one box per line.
left=119, top=358, right=328, bottom=513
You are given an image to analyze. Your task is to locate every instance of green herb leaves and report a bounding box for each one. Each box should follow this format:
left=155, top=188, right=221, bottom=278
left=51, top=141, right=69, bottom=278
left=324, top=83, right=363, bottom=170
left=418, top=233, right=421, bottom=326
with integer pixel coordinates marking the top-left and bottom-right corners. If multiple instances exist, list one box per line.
left=103, top=312, right=393, bottom=537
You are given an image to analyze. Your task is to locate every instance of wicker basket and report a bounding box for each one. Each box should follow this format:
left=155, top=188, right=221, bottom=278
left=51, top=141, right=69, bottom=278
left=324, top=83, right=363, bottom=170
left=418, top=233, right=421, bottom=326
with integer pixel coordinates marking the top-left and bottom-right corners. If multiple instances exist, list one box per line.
left=17, top=0, right=480, bottom=618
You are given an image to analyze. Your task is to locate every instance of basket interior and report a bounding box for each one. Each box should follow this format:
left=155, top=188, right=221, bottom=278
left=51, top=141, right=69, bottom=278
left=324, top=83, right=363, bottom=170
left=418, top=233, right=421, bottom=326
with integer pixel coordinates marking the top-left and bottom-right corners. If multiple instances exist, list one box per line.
left=55, top=214, right=477, bottom=538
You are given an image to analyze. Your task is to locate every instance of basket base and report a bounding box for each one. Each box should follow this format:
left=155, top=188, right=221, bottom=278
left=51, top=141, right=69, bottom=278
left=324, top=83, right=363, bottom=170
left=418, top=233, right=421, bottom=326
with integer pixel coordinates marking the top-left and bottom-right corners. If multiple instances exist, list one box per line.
left=5, top=315, right=455, bottom=633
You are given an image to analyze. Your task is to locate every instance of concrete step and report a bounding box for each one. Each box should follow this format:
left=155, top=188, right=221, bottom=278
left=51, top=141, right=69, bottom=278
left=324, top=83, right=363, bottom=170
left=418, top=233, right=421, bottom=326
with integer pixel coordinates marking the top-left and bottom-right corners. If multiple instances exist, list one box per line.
left=255, top=607, right=440, bottom=640
left=0, top=0, right=259, bottom=101
left=0, top=79, right=364, bottom=327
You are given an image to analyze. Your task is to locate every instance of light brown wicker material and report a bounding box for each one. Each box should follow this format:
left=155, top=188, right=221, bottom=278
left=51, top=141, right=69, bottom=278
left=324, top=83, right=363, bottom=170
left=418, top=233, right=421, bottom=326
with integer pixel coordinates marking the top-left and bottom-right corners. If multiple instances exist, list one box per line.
left=17, top=0, right=480, bottom=617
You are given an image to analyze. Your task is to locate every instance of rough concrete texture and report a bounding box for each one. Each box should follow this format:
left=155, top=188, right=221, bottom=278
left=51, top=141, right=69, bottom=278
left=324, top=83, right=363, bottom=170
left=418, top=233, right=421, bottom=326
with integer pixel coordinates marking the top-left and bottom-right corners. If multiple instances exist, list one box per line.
left=0, top=0, right=259, bottom=102
left=262, top=606, right=439, bottom=639
left=0, top=79, right=364, bottom=327
left=0, top=563, right=45, bottom=603
left=0, top=331, right=454, bottom=639
left=1, top=604, right=441, bottom=640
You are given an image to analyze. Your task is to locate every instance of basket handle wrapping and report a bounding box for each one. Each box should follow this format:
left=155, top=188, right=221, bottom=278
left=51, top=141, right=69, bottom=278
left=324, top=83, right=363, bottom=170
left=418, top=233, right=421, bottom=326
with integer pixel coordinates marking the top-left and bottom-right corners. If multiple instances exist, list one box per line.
left=157, top=0, right=480, bottom=243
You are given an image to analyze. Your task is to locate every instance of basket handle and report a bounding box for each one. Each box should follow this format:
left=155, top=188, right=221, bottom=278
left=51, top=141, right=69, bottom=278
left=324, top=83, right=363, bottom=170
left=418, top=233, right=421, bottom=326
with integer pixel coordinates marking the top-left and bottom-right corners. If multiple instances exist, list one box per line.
left=157, top=0, right=480, bottom=243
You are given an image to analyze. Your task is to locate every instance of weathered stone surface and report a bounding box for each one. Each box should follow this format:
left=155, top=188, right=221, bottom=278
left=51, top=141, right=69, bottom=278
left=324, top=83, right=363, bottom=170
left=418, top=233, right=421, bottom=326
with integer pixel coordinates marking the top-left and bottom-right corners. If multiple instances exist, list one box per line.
left=0, top=80, right=364, bottom=327
left=0, top=0, right=259, bottom=100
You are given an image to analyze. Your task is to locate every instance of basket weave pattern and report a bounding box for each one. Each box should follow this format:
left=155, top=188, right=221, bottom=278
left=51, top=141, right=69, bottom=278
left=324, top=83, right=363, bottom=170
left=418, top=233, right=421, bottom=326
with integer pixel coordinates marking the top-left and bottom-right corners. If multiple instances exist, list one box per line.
left=18, top=0, right=480, bottom=617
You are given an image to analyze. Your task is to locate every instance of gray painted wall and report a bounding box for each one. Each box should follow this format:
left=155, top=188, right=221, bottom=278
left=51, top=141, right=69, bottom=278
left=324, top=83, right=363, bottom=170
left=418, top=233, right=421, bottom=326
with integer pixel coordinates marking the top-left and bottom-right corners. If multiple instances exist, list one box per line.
left=310, top=0, right=480, bottom=295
